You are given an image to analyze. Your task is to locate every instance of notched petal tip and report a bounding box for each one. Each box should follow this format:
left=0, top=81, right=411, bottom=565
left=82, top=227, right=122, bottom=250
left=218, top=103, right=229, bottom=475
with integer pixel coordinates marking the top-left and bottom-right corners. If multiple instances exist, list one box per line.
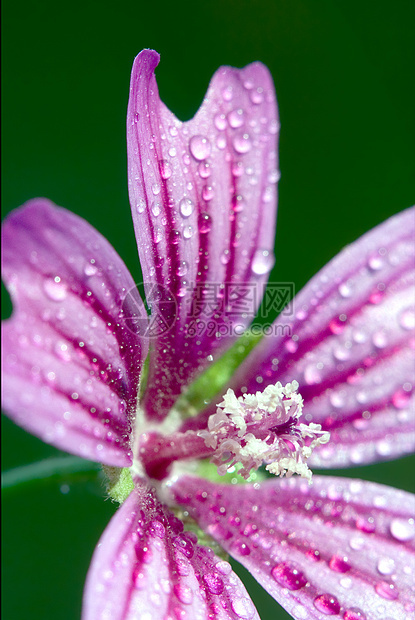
left=131, top=48, right=160, bottom=77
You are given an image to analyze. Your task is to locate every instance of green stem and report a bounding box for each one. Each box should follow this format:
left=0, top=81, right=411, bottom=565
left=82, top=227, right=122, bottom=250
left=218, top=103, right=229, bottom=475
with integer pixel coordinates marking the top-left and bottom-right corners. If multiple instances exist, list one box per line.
left=1, top=456, right=100, bottom=489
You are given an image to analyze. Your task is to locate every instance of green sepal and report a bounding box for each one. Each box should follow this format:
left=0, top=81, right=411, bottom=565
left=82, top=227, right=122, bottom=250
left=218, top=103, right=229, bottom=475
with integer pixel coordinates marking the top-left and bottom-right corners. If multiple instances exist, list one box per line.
left=102, top=466, right=134, bottom=504
left=174, top=331, right=262, bottom=419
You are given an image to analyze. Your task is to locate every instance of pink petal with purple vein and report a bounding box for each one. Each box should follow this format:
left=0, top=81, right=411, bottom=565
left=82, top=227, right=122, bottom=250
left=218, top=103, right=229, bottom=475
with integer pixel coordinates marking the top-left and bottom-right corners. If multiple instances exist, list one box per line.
left=172, top=475, right=415, bottom=620
left=83, top=480, right=260, bottom=620
left=127, top=49, right=279, bottom=421
left=1, top=199, right=147, bottom=466
left=184, top=207, right=415, bottom=467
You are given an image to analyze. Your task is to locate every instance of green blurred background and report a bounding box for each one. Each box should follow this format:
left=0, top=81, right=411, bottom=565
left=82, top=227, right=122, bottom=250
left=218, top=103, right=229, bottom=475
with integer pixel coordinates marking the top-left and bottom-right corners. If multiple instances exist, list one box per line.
left=2, top=1, right=414, bottom=618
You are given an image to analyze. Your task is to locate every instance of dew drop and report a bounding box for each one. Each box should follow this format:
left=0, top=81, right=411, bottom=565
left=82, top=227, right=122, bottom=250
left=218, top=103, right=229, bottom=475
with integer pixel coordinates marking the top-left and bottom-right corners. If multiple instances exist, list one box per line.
left=214, top=113, right=227, bottom=131
left=176, top=261, right=188, bottom=276
left=198, top=161, right=211, bottom=178
left=338, top=283, right=352, bottom=298
left=202, top=185, right=214, bottom=201
left=355, top=516, right=375, bottom=533
left=392, top=388, right=411, bottom=409
left=372, top=330, right=388, bottom=348
left=233, top=194, right=246, bottom=213
left=215, top=560, right=232, bottom=575
left=152, top=183, right=161, bottom=196
left=228, top=108, right=244, bottom=128
left=232, top=540, right=250, bottom=556
left=179, top=197, right=194, bottom=218
left=84, top=263, right=98, bottom=276
left=271, top=563, right=307, bottom=590
left=231, top=597, right=256, bottom=619
left=390, top=517, right=415, bottom=541
left=251, top=249, right=274, bottom=275
left=250, top=88, right=264, bottom=104
left=377, top=557, right=395, bottom=575
left=189, top=135, right=211, bottom=161
left=343, top=608, right=367, bottom=620
left=153, top=227, right=162, bottom=244
left=203, top=572, right=224, bottom=595
left=198, top=213, right=212, bottom=234
left=174, top=583, right=193, bottom=605
left=44, top=278, right=68, bottom=301
left=183, top=225, right=193, bottom=239
left=313, top=594, right=341, bottom=615
left=151, top=201, right=161, bottom=217
left=368, top=255, right=384, bottom=271
left=304, top=364, right=322, bottom=385
left=160, top=160, right=172, bottom=180
left=399, top=308, right=415, bottom=330
left=221, top=250, right=230, bottom=265
left=329, top=555, right=351, bottom=573
left=222, top=86, right=233, bottom=101
left=329, top=316, right=346, bottom=334
left=233, top=131, right=252, bottom=154
left=137, top=198, right=146, bottom=213
left=375, top=581, right=399, bottom=600
left=232, top=161, right=244, bottom=177
left=306, top=549, right=321, bottom=562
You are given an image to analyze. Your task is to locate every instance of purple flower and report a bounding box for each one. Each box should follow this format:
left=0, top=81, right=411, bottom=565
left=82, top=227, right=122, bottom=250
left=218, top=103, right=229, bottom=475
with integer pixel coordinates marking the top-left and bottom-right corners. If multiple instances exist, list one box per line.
left=2, top=49, right=414, bottom=620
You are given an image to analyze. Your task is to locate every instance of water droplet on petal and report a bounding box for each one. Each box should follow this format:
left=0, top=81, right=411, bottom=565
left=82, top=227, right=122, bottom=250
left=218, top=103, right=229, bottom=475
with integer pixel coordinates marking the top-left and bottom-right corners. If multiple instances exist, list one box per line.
left=151, top=201, right=161, bottom=217
left=372, top=330, right=388, bottom=348
left=313, top=594, right=341, bottom=615
left=183, top=225, right=193, bottom=239
left=251, top=249, right=274, bottom=275
left=400, top=308, right=415, bottom=330
left=250, top=88, right=264, bottom=104
left=198, top=161, right=211, bottom=178
left=232, top=540, right=250, bottom=556
left=368, top=255, right=384, bottom=271
left=202, top=185, right=214, bottom=201
left=375, top=581, right=399, bottom=600
left=176, top=261, right=188, bottom=276
left=228, top=108, right=244, bottom=128
left=198, top=213, right=212, bottom=234
left=271, top=563, right=307, bottom=590
left=222, top=86, right=233, bottom=101
left=174, top=583, right=193, bottom=605
left=338, top=283, right=352, bottom=298
left=343, top=608, right=367, bottom=620
left=160, top=160, right=172, bottom=179
left=219, top=250, right=230, bottom=265
left=84, top=263, right=98, bottom=276
left=390, top=518, right=415, bottom=541
left=189, top=135, right=211, bottom=161
left=179, top=197, right=194, bottom=218
left=304, top=364, right=322, bottom=385
left=377, top=557, right=395, bottom=575
left=44, top=278, right=68, bottom=301
left=233, top=132, right=252, bottom=154
left=214, top=113, right=227, bottom=130
left=231, top=597, right=256, bottom=619
left=329, top=555, right=351, bottom=573
left=392, top=388, right=411, bottom=409
left=203, top=572, right=224, bottom=594
left=137, top=198, right=146, bottom=213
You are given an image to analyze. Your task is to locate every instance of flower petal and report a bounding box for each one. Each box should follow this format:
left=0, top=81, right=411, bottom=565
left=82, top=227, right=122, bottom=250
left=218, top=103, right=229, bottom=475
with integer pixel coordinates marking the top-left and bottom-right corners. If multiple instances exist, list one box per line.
left=1, top=199, right=147, bottom=466
left=83, top=481, right=260, bottom=620
left=184, top=207, right=415, bottom=467
left=127, top=49, right=279, bottom=421
left=172, top=475, right=415, bottom=620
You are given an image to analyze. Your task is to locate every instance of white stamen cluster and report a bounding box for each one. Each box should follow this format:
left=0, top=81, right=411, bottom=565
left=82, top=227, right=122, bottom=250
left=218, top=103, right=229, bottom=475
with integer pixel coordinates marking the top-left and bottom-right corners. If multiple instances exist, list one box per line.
left=198, top=381, right=330, bottom=483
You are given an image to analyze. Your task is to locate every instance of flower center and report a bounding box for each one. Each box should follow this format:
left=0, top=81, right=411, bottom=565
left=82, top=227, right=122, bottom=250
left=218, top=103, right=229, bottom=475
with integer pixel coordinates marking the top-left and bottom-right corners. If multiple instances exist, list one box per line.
left=198, top=381, right=330, bottom=482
